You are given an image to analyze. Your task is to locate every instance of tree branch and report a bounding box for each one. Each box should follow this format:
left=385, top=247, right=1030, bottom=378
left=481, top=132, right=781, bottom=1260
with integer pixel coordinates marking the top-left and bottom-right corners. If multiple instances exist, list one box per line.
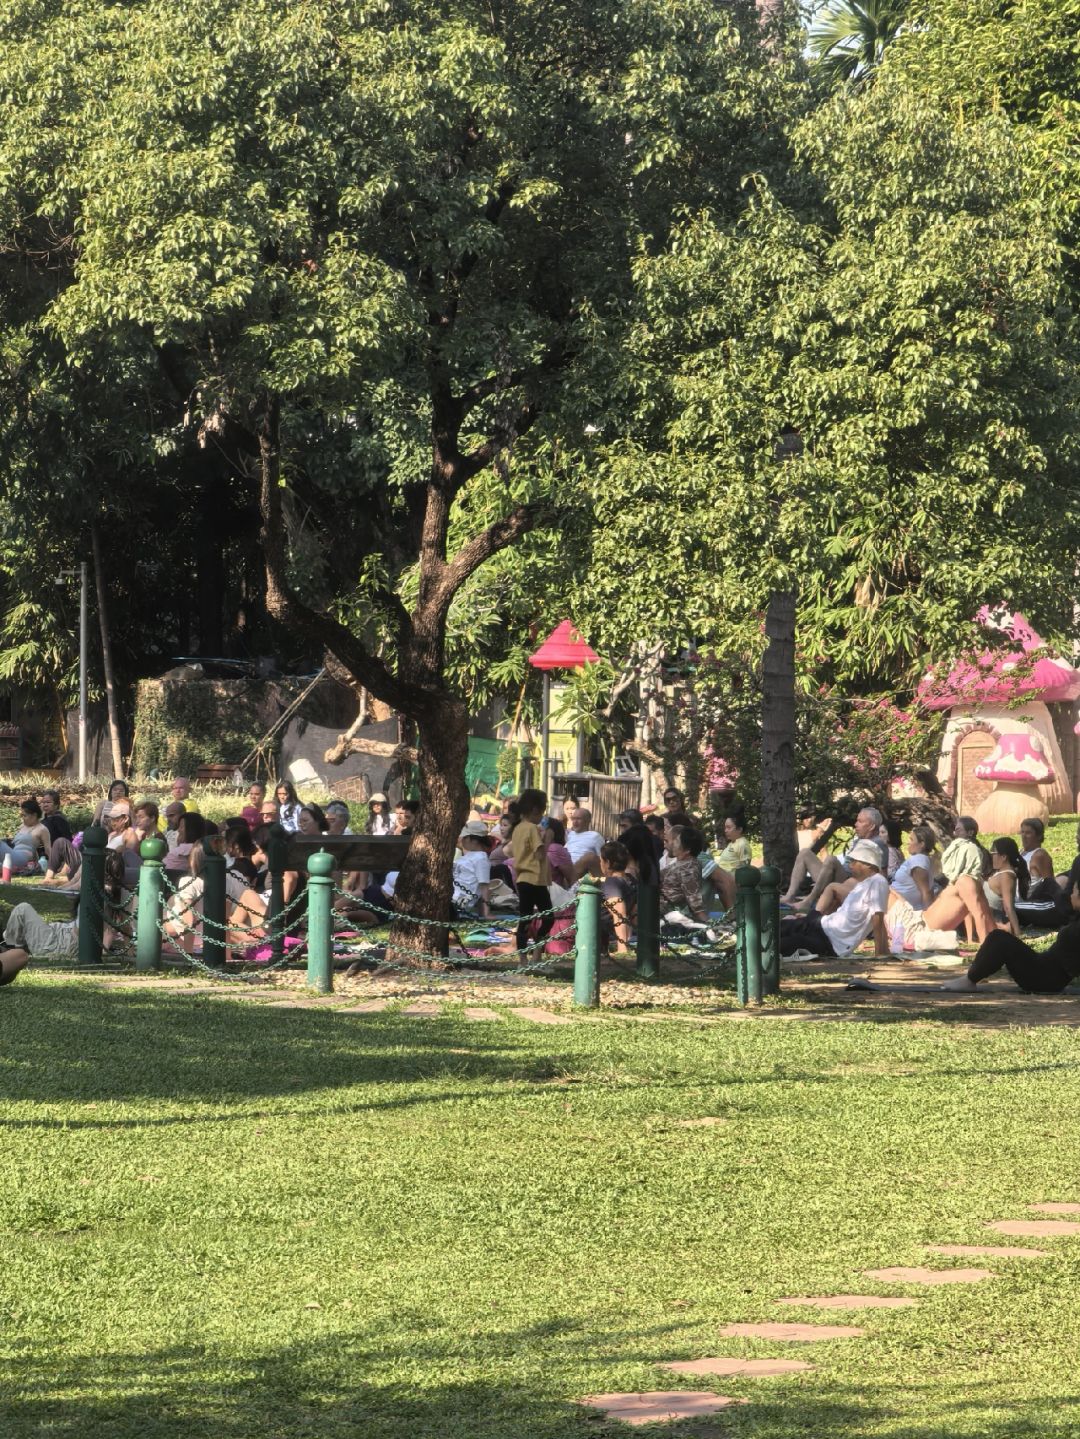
left=257, top=396, right=424, bottom=712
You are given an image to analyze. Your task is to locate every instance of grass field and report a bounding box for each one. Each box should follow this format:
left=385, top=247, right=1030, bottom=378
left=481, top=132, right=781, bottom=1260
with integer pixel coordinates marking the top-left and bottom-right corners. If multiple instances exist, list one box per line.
left=3, top=975, right=1080, bottom=1437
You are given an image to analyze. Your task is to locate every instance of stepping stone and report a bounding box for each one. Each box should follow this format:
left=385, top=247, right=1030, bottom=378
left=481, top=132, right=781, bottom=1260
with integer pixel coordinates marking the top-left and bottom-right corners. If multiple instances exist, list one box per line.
left=990, top=1219, right=1080, bottom=1237
left=508, top=1007, right=572, bottom=1025
left=777, top=1295, right=918, bottom=1310
left=1030, top=1203, right=1080, bottom=1214
left=676, top=1117, right=728, bottom=1128
left=463, top=1007, right=501, bottom=1021
left=864, top=1267, right=992, bottom=1286
left=578, top=1392, right=745, bottom=1426
left=338, top=1000, right=390, bottom=1014
left=663, top=1357, right=812, bottom=1377
left=718, top=1323, right=863, bottom=1341
left=927, top=1244, right=1049, bottom=1259
left=399, top=1002, right=440, bottom=1016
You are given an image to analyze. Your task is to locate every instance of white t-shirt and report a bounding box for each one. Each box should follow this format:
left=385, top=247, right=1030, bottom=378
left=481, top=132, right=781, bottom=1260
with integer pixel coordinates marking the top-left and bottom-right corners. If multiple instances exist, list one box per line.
left=566, top=828, right=604, bottom=863
left=890, top=854, right=932, bottom=909
left=821, top=873, right=889, bottom=955
left=453, top=850, right=491, bottom=908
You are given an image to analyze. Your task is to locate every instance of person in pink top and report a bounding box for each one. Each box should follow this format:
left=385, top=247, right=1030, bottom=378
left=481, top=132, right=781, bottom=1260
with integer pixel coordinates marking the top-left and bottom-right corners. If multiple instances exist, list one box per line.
left=541, top=816, right=575, bottom=889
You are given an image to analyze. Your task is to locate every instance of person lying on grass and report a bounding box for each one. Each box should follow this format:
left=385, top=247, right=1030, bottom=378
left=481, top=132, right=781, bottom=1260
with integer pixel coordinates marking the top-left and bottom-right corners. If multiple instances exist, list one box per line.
left=779, top=839, right=889, bottom=959
left=0, top=851, right=132, bottom=985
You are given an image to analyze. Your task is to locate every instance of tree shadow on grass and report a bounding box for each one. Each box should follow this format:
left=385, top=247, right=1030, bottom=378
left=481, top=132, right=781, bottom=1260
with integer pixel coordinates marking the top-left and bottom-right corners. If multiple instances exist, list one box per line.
left=0, top=980, right=579, bottom=1115
left=1, top=1330, right=1076, bottom=1439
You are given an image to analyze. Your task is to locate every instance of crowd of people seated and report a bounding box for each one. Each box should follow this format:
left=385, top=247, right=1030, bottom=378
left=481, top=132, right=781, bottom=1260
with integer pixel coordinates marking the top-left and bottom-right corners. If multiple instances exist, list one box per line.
left=4, top=775, right=1080, bottom=996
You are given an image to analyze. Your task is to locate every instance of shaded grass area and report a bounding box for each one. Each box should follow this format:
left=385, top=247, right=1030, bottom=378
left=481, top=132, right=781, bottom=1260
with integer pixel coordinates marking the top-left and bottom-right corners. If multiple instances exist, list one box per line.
left=3, top=976, right=1080, bottom=1437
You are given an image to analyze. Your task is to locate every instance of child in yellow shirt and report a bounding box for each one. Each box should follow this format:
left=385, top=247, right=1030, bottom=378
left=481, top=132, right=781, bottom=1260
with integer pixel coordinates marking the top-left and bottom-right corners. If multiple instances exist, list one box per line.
left=508, top=788, right=552, bottom=952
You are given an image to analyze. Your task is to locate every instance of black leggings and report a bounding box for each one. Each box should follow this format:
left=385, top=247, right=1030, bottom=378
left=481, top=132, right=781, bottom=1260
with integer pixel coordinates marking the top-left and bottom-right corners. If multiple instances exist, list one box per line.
left=968, top=930, right=1074, bottom=993
left=516, top=881, right=553, bottom=952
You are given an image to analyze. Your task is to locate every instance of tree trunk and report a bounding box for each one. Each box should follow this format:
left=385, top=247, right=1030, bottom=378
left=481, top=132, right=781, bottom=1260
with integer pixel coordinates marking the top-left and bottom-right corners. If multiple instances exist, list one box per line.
left=761, top=587, right=797, bottom=882
left=91, top=521, right=125, bottom=778
left=388, top=692, right=471, bottom=960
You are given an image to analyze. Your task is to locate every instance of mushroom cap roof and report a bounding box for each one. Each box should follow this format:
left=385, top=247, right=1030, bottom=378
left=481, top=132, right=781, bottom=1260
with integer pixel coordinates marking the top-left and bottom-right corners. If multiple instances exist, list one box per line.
left=973, top=731, right=1054, bottom=783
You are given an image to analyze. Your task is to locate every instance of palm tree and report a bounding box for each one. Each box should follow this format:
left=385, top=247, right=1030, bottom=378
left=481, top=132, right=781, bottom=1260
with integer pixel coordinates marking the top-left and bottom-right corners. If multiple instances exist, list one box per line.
left=808, top=0, right=908, bottom=86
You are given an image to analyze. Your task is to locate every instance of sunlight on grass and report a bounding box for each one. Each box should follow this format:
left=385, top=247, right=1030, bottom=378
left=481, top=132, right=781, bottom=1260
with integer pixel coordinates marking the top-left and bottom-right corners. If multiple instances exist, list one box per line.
left=2, top=976, right=1080, bottom=1437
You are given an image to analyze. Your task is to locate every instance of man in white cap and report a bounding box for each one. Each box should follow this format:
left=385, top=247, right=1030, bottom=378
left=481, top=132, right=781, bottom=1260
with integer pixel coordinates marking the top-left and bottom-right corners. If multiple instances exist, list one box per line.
left=779, top=839, right=889, bottom=958
left=452, top=821, right=491, bottom=916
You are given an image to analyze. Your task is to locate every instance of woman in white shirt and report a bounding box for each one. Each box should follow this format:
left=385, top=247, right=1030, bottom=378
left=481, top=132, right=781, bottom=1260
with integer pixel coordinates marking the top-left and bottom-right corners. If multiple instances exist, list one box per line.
left=889, top=824, right=936, bottom=911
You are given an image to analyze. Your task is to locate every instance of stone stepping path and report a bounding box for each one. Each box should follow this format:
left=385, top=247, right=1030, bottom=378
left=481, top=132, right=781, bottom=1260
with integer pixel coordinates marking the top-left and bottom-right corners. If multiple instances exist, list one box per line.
left=864, top=1266, right=993, bottom=1286
left=662, top=1357, right=812, bottom=1377
left=718, top=1322, right=864, bottom=1341
left=990, top=1219, right=1080, bottom=1237
left=508, top=1006, right=573, bottom=1025
left=464, top=1006, right=501, bottom=1021
left=1030, top=1202, right=1080, bottom=1214
left=777, top=1295, right=917, bottom=1310
left=399, top=1001, right=440, bottom=1016
left=578, top=1392, right=744, bottom=1425
left=338, top=1000, right=391, bottom=1014
left=927, top=1244, right=1048, bottom=1259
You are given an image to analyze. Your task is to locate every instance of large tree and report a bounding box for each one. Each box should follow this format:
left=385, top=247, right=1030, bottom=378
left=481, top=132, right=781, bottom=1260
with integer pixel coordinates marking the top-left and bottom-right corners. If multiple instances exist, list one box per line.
left=0, top=0, right=790, bottom=946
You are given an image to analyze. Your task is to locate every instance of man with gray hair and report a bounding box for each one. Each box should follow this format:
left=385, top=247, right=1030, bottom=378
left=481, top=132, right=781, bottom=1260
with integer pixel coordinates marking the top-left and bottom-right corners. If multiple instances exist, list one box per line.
left=780, top=806, right=889, bottom=912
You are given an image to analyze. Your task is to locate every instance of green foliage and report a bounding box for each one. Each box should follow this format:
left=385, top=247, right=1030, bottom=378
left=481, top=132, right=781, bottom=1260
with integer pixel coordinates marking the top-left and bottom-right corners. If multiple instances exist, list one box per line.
left=808, top=0, right=908, bottom=86
left=584, top=68, right=1080, bottom=687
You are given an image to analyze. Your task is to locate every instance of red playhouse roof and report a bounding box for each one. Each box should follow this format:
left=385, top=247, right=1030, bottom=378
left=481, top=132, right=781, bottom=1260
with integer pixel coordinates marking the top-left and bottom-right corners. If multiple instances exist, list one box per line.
left=528, top=620, right=601, bottom=671
left=918, top=610, right=1080, bottom=710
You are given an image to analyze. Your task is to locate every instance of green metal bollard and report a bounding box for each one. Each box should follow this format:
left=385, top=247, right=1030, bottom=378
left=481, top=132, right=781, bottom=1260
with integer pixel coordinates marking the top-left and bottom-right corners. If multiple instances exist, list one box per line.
left=136, top=836, right=167, bottom=973
left=306, top=849, right=335, bottom=994
left=77, top=823, right=108, bottom=967
left=635, top=880, right=661, bottom=980
left=201, top=838, right=227, bottom=970
left=266, top=823, right=288, bottom=964
left=758, top=864, right=781, bottom=997
left=573, top=875, right=601, bottom=1008
left=734, top=866, right=762, bottom=1006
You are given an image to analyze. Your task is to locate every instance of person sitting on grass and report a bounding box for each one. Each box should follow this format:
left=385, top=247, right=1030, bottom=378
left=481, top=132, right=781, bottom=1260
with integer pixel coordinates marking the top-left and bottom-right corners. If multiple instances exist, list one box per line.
left=617, top=809, right=660, bottom=886
left=163, top=841, right=268, bottom=957
left=37, top=789, right=71, bottom=845
left=0, top=851, right=132, bottom=985
left=566, top=806, right=605, bottom=879
left=942, top=917, right=1080, bottom=993
left=660, top=825, right=708, bottom=926
left=779, top=839, right=889, bottom=959
left=241, top=780, right=266, bottom=831
left=92, top=779, right=130, bottom=826
left=983, top=837, right=1028, bottom=937
left=452, top=821, right=492, bottom=917
left=165, top=812, right=205, bottom=883
left=508, top=788, right=553, bottom=953
left=0, top=798, right=51, bottom=876
left=889, top=825, right=936, bottom=912
left=780, top=806, right=887, bottom=912
left=600, top=840, right=636, bottom=952
left=710, top=809, right=752, bottom=909
left=541, top=816, right=576, bottom=890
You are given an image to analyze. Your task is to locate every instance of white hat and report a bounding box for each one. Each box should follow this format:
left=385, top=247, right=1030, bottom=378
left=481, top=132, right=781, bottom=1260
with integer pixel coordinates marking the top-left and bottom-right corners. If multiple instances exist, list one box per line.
left=459, top=820, right=489, bottom=841
left=848, top=839, right=882, bottom=869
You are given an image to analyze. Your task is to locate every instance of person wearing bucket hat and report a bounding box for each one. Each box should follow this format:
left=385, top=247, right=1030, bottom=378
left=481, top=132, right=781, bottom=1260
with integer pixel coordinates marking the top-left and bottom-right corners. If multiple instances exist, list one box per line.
left=365, top=793, right=394, bottom=836
left=452, top=821, right=491, bottom=915
left=779, top=838, right=889, bottom=959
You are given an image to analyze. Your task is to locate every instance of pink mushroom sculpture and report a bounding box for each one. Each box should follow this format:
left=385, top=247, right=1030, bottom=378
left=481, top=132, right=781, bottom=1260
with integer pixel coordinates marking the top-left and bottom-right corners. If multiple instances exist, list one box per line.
left=973, top=731, right=1054, bottom=831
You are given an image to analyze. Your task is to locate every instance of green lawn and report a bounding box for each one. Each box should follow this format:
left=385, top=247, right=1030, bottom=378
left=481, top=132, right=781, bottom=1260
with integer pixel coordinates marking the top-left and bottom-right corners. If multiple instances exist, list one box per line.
left=3, top=977, right=1080, bottom=1437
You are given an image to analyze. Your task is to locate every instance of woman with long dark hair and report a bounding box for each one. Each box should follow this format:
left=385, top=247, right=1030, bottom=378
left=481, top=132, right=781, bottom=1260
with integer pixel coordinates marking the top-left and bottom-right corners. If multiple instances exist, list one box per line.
left=984, top=836, right=1028, bottom=938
